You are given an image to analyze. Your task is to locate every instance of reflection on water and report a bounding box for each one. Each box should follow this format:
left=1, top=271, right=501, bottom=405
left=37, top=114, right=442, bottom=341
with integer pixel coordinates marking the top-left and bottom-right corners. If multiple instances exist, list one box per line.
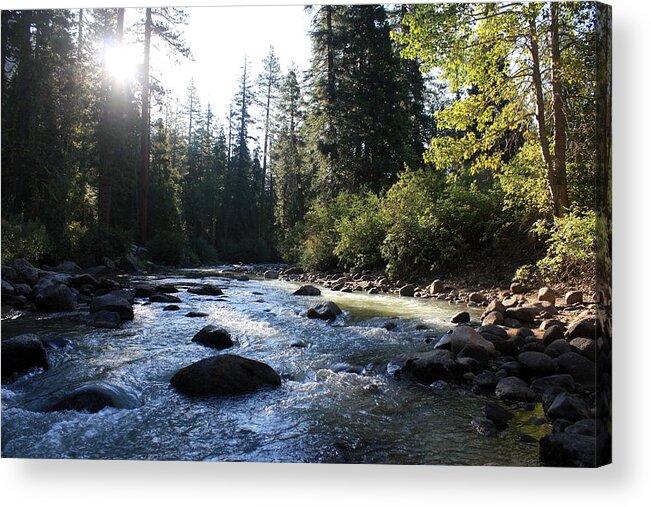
left=1, top=268, right=541, bottom=464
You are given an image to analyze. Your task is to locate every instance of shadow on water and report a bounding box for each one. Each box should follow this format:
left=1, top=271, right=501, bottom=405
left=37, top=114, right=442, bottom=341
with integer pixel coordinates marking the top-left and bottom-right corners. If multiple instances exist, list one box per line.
left=1, top=268, right=540, bottom=465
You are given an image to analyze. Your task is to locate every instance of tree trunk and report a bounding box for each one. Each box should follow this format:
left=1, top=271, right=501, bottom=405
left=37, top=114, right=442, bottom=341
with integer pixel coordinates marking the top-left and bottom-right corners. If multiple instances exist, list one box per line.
left=527, top=11, right=562, bottom=217
left=550, top=2, right=569, bottom=216
left=138, top=8, right=152, bottom=244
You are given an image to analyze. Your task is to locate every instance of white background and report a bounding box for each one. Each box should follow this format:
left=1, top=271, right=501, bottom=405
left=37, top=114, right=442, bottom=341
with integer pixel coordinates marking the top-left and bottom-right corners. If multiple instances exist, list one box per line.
left=2, top=0, right=650, bottom=505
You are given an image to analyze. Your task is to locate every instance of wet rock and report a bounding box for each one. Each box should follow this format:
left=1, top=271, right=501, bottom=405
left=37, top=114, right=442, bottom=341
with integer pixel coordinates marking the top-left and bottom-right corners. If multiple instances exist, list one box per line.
left=191, top=325, right=234, bottom=350
left=389, top=349, right=463, bottom=384
left=457, top=357, right=480, bottom=373
left=435, top=326, right=495, bottom=356
left=542, top=386, right=567, bottom=414
left=293, top=285, right=321, bottom=296
left=499, top=361, right=522, bottom=378
left=546, top=392, right=591, bottom=421
left=555, top=352, right=595, bottom=387
left=538, top=287, right=556, bottom=304
left=85, top=310, right=121, bottom=329
left=451, top=311, right=470, bottom=324
left=306, top=301, right=342, bottom=321
left=163, top=305, right=180, bottom=311
left=149, top=294, right=182, bottom=304
left=134, top=283, right=156, bottom=298
left=34, top=283, right=77, bottom=311
left=187, top=284, right=224, bottom=296
left=521, top=341, right=546, bottom=353
left=45, top=382, right=139, bottom=413
left=289, top=339, right=307, bottom=348
left=545, top=339, right=572, bottom=359
left=284, top=266, right=304, bottom=275
left=398, top=284, right=415, bottom=297
left=91, top=292, right=134, bottom=320
left=1, top=334, right=49, bottom=379
left=155, top=284, right=179, bottom=293
left=530, top=374, right=575, bottom=394
left=382, top=321, right=398, bottom=331
left=170, top=354, right=281, bottom=396
left=518, top=351, right=556, bottom=378
left=484, top=402, right=513, bottom=427
left=185, top=311, right=209, bottom=318
left=471, top=416, right=500, bottom=437
left=529, top=417, right=546, bottom=426
left=539, top=433, right=596, bottom=467
left=429, top=279, right=445, bottom=294
left=495, top=377, right=536, bottom=402
left=40, top=335, right=72, bottom=349
left=569, top=337, right=597, bottom=361
left=482, top=311, right=504, bottom=326
left=565, top=291, right=584, bottom=306
left=332, top=363, right=366, bottom=375
left=264, top=270, right=279, bottom=280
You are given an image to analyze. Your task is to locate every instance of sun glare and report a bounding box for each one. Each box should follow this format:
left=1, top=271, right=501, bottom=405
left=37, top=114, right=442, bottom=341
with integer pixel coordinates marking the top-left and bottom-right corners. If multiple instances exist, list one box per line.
left=104, top=43, right=139, bottom=82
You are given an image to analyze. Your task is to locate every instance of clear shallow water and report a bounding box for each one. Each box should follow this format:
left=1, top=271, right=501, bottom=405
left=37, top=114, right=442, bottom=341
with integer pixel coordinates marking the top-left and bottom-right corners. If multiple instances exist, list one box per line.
left=1, top=268, right=544, bottom=464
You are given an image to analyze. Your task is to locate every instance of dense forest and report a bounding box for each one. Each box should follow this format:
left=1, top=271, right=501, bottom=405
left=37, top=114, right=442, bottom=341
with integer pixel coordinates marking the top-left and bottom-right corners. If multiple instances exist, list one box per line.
left=1, top=3, right=606, bottom=289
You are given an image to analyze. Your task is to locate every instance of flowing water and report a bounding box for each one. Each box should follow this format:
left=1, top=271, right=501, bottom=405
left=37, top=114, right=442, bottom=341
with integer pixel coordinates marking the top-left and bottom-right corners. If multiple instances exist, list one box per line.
left=1, top=267, right=546, bottom=464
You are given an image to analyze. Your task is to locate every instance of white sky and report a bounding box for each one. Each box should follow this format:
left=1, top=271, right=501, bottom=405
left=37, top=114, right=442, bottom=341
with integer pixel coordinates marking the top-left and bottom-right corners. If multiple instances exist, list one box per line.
left=151, top=5, right=313, bottom=123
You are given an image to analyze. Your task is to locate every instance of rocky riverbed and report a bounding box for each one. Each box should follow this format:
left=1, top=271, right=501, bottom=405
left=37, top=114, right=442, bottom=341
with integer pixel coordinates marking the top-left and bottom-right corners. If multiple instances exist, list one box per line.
left=1, top=259, right=609, bottom=466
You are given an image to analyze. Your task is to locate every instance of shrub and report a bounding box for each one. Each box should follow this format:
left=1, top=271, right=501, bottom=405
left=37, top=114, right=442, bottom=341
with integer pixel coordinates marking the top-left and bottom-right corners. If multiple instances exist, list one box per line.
left=534, top=209, right=596, bottom=285
left=276, top=222, right=306, bottom=265
left=380, top=170, right=505, bottom=279
left=190, top=236, right=220, bottom=265
left=148, top=230, right=190, bottom=265
left=334, top=193, right=386, bottom=270
left=219, top=238, right=273, bottom=263
left=1, top=216, right=48, bottom=263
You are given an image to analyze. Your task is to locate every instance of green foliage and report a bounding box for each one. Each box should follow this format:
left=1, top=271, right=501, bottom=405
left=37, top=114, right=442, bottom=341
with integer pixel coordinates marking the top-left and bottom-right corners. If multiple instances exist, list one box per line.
left=534, top=209, right=596, bottom=285
left=148, top=230, right=191, bottom=266
left=380, top=170, right=504, bottom=279
left=275, top=222, right=306, bottom=265
left=189, top=236, right=219, bottom=265
left=219, top=238, right=273, bottom=264
left=1, top=216, right=49, bottom=263
left=334, top=193, right=386, bottom=270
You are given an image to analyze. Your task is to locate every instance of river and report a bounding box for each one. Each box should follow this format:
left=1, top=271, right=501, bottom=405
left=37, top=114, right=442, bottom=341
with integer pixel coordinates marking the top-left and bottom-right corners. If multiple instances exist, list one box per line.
left=1, top=267, right=547, bottom=464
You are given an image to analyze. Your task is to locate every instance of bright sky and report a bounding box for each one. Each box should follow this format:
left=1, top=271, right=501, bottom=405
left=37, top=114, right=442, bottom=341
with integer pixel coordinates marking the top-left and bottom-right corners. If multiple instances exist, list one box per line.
left=147, top=5, right=313, bottom=126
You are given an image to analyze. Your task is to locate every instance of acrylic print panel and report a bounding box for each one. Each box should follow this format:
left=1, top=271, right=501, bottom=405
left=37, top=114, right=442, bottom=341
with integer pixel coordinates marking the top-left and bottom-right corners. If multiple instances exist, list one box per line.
left=1, top=2, right=611, bottom=467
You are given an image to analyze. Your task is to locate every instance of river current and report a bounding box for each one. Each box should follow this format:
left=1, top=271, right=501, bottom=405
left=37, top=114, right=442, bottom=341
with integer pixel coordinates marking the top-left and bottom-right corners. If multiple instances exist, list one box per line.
left=1, top=267, right=546, bottom=464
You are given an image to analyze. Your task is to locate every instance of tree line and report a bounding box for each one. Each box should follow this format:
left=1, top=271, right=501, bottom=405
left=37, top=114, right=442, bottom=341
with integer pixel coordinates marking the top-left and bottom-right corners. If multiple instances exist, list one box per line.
left=1, top=4, right=608, bottom=288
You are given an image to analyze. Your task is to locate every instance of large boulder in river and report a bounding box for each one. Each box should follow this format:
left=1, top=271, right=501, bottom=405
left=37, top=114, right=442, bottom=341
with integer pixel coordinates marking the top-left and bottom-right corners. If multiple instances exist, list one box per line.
left=435, top=326, right=496, bottom=356
left=187, top=284, right=223, bottom=296
left=451, top=311, right=470, bottom=324
left=306, top=301, right=342, bottom=321
left=264, top=270, right=279, bottom=280
left=34, top=283, right=77, bottom=311
left=192, top=325, right=234, bottom=350
left=1, top=334, right=49, bottom=379
left=398, top=284, right=415, bottom=297
left=482, top=311, right=504, bottom=326
left=134, top=283, right=156, bottom=298
left=85, top=310, right=121, bottom=329
left=293, top=285, right=321, bottom=296
left=90, top=292, right=134, bottom=320
left=284, top=266, right=304, bottom=275
left=149, top=293, right=181, bottom=304
left=45, top=382, right=140, bottom=413
left=429, top=279, right=445, bottom=294
left=170, top=354, right=281, bottom=397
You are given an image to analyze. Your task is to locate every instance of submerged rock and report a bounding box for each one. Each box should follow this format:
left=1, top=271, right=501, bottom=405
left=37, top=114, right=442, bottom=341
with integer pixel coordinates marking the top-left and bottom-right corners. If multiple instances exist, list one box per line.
left=191, top=325, right=234, bottom=350
left=149, top=294, right=182, bottom=304
left=45, top=382, right=140, bottom=413
left=170, top=354, right=281, bottom=396
left=1, top=334, right=49, bottom=379
left=185, top=311, right=209, bottom=318
left=86, top=310, right=121, bottom=329
left=389, top=349, right=464, bottom=384
left=471, top=416, right=500, bottom=437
